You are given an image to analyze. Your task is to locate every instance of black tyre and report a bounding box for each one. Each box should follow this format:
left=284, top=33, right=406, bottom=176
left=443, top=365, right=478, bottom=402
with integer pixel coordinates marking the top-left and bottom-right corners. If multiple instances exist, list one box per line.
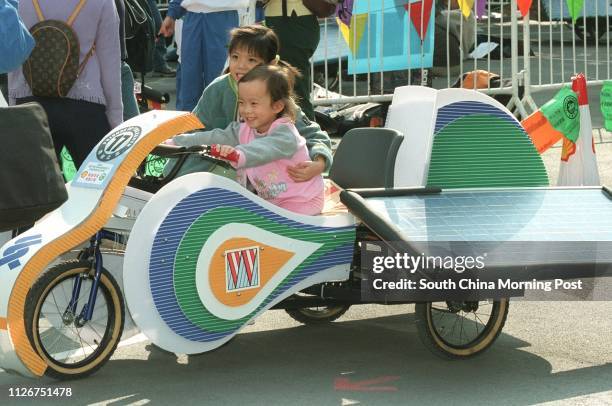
left=415, top=299, right=509, bottom=359
left=25, top=260, right=125, bottom=380
left=574, top=18, right=607, bottom=44
left=285, top=304, right=351, bottom=325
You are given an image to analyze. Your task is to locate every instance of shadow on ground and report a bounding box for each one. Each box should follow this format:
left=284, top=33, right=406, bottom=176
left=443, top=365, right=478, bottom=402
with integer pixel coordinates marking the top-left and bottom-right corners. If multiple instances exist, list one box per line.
left=2, top=312, right=611, bottom=405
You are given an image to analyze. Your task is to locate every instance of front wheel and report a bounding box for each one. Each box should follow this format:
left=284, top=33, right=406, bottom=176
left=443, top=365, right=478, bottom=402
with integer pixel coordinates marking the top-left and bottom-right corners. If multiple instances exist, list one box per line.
left=24, top=260, right=125, bottom=380
left=415, top=299, right=509, bottom=359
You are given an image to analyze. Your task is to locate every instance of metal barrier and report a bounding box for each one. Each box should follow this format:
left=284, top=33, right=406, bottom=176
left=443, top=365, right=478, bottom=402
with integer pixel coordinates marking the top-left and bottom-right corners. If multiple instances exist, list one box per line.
left=311, top=0, right=612, bottom=120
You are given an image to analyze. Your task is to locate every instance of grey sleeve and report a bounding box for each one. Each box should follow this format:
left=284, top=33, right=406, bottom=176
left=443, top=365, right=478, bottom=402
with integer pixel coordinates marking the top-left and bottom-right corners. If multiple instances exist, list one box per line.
left=172, top=121, right=241, bottom=147
left=293, top=109, right=333, bottom=171
left=235, top=124, right=298, bottom=168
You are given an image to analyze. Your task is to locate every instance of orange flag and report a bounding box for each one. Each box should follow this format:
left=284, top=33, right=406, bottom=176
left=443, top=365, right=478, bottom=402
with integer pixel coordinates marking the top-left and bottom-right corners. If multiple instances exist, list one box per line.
left=521, top=111, right=564, bottom=153
left=517, top=0, right=532, bottom=17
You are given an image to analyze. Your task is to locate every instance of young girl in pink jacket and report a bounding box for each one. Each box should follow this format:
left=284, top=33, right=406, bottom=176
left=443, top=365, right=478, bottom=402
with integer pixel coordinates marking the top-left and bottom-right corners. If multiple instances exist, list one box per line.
left=171, top=64, right=324, bottom=215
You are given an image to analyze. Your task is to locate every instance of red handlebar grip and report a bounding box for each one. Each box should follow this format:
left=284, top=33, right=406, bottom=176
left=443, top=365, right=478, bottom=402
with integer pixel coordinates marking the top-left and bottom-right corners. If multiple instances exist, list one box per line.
left=209, top=144, right=239, bottom=163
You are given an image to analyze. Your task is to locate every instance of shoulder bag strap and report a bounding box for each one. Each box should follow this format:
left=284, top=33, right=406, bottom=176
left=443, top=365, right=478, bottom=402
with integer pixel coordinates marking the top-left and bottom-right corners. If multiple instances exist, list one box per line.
left=67, top=0, right=88, bottom=26
left=32, top=0, right=45, bottom=22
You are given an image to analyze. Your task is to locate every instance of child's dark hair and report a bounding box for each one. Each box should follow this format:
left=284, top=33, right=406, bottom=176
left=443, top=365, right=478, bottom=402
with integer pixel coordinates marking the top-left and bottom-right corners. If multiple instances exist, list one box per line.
left=228, top=25, right=279, bottom=63
left=239, top=64, right=300, bottom=121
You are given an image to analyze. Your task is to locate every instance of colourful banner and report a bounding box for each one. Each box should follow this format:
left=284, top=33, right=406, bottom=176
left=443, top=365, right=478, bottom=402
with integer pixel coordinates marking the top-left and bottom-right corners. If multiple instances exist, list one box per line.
left=521, top=87, right=580, bottom=153
left=344, top=0, right=436, bottom=74
left=336, top=0, right=354, bottom=26
left=475, top=0, right=487, bottom=18
left=566, top=0, right=585, bottom=23
left=60, top=148, right=77, bottom=181
left=458, top=0, right=474, bottom=18
left=601, top=80, right=612, bottom=131
left=540, top=87, right=580, bottom=142
left=405, top=0, right=433, bottom=41
left=338, top=14, right=367, bottom=54
left=517, top=0, right=532, bottom=17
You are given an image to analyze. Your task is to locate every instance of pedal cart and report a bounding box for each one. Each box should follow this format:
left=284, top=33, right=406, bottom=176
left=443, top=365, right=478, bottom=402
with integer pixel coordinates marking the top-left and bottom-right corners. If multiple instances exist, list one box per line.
left=1, top=87, right=611, bottom=380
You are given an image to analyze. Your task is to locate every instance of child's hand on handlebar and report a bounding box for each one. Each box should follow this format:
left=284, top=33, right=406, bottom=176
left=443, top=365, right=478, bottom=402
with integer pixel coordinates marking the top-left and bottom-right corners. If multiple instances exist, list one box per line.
left=209, top=144, right=241, bottom=163
left=219, top=145, right=236, bottom=158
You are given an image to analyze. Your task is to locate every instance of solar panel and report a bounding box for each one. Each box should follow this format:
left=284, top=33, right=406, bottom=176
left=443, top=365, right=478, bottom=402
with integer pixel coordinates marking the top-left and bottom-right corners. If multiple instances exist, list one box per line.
left=361, top=188, right=612, bottom=242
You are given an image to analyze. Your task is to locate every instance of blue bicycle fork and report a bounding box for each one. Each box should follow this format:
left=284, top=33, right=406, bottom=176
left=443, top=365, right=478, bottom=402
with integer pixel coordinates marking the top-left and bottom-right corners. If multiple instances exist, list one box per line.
left=65, top=230, right=116, bottom=327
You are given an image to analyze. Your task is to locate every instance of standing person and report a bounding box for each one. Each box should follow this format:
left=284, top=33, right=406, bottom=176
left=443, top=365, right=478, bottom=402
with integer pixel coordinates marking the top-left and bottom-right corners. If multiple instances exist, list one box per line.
left=263, top=0, right=321, bottom=120
left=159, top=0, right=248, bottom=111
left=9, top=0, right=122, bottom=169
left=171, top=65, right=324, bottom=215
left=0, top=0, right=35, bottom=105
left=116, top=0, right=140, bottom=120
left=145, top=0, right=176, bottom=76
left=186, top=24, right=332, bottom=182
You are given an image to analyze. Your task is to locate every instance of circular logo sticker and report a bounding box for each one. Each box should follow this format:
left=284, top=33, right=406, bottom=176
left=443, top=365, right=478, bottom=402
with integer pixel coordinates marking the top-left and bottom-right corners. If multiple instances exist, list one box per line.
left=96, top=126, right=141, bottom=162
left=563, top=95, right=578, bottom=120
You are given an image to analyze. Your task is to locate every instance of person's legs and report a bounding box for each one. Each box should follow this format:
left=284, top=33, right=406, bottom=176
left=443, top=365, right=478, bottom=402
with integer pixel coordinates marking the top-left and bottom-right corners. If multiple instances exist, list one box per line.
left=16, top=97, right=65, bottom=162
left=121, top=61, right=140, bottom=120
left=59, top=100, right=111, bottom=168
left=202, top=10, right=239, bottom=88
left=178, top=12, right=205, bottom=111
left=266, top=15, right=320, bottom=120
left=146, top=0, right=175, bottom=75
left=30, top=98, right=110, bottom=169
left=175, top=61, right=183, bottom=110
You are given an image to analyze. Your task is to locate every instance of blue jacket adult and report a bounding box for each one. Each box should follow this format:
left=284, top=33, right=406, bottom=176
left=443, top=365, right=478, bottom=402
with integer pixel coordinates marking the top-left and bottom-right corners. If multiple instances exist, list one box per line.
left=0, top=0, right=35, bottom=73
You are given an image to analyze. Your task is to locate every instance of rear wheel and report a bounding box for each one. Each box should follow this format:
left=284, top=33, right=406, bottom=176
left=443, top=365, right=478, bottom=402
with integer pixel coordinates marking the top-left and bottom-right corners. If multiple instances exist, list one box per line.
left=25, top=260, right=125, bottom=380
left=415, top=299, right=509, bottom=359
left=285, top=305, right=351, bottom=325
left=574, top=17, right=607, bottom=44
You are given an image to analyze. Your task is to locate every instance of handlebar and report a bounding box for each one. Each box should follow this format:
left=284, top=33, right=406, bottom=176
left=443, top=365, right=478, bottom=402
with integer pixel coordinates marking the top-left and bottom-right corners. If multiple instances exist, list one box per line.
left=207, top=144, right=239, bottom=163
left=151, top=144, right=238, bottom=163
left=129, top=143, right=235, bottom=193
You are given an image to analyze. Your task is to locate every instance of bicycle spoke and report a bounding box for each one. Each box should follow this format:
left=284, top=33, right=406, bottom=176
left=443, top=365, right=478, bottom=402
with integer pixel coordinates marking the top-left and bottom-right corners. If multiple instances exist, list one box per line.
left=88, top=323, right=105, bottom=341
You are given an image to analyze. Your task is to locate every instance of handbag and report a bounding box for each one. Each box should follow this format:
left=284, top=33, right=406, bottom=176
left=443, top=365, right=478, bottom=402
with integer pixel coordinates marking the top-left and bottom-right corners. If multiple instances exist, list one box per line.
left=302, top=0, right=338, bottom=18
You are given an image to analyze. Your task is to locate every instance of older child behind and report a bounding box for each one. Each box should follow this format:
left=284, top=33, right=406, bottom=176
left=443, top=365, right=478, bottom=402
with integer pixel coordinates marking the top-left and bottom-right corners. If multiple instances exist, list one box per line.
left=172, top=65, right=324, bottom=215
left=184, top=24, right=332, bottom=182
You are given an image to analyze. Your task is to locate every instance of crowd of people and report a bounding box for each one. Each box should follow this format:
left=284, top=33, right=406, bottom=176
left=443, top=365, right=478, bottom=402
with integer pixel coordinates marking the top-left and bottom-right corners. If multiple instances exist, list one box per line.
left=1, top=0, right=339, bottom=216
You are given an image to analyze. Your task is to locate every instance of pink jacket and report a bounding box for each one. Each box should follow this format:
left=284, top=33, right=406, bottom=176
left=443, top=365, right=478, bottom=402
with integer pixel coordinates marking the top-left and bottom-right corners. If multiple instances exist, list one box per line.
left=235, top=118, right=324, bottom=215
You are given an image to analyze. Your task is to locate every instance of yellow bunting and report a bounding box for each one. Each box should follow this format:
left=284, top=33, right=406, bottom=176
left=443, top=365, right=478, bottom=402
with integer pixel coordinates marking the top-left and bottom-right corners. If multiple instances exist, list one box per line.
left=458, top=0, right=475, bottom=18
left=337, top=14, right=368, bottom=55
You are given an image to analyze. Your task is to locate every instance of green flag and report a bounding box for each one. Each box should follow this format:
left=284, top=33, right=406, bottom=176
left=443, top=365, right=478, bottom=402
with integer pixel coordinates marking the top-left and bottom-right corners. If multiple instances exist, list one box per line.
left=144, top=155, right=169, bottom=177
left=60, top=147, right=77, bottom=181
left=602, top=81, right=612, bottom=131
left=540, top=86, right=580, bottom=142
left=566, top=0, right=584, bottom=23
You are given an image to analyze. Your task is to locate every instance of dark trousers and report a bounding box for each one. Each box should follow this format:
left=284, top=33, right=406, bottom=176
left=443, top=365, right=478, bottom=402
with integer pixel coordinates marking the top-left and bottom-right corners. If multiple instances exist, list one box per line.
left=16, top=97, right=111, bottom=170
left=266, top=14, right=320, bottom=120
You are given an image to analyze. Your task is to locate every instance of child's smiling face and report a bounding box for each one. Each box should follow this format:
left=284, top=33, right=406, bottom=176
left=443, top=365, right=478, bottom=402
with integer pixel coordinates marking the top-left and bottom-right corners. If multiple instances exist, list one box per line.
left=238, top=79, right=285, bottom=134
left=229, top=47, right=265, bottom=81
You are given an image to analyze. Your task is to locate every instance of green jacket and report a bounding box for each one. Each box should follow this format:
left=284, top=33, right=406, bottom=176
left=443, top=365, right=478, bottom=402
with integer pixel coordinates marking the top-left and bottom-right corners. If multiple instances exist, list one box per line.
left=192, top=74, right=333, bottom=171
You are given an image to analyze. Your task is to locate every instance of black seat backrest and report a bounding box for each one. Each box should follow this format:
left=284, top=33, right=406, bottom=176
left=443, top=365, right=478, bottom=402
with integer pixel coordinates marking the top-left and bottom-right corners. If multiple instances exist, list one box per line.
left=329, top=127, right=404, bottom=189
